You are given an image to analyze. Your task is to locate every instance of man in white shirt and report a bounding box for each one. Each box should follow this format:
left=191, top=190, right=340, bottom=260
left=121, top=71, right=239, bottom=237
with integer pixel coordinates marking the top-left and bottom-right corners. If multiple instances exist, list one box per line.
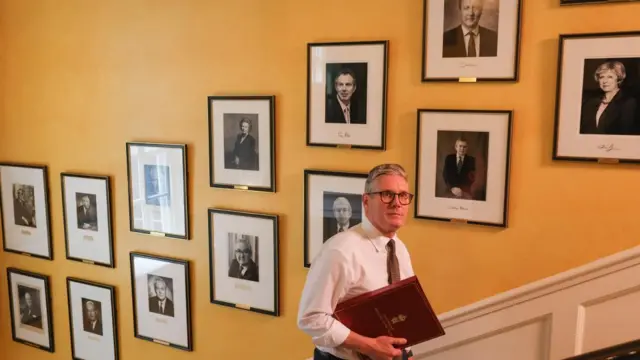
left=298, top=163, right=416, bottom=360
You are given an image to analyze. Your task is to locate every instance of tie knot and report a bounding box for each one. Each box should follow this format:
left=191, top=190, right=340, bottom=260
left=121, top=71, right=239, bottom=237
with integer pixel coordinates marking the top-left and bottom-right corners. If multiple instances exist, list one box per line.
left=386, top=239, right=395, bottom=252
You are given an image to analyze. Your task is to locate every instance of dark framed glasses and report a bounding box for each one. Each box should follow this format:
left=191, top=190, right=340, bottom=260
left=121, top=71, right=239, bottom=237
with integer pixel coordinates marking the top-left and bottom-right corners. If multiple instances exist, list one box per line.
left=367, top=190, right=414, bottom=205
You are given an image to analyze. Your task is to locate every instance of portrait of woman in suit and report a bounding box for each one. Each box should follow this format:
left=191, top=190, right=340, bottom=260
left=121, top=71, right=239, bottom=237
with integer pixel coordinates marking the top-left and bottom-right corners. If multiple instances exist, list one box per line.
left=231, top=117, right=259, bottom=171
left=580, top=60, right=638, bottom=136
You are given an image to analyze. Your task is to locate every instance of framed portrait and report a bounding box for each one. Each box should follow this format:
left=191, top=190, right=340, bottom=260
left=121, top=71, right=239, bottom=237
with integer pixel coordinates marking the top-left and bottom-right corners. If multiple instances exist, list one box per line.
left=553, top=31, right=640, bottom=163
left=67, top=277, right=119, bottom=360
left=7, top=267, right=54, bottom=352
left=130, top=252, right=193, bottom=351
left=126, top=142, right=190, bottom=239
left=415, top=109, right=513, bottom=227
left=303, top=169, right=370, bottom=267
left=0, top=163, right=52, bottom=259
left=61, top=173, right=114, bottom=267
left=560, top=0, right=639, bottom=4
left=422, top=0, right=523, bottom=82
left=208, top=95, right=276, bottom=192
left=307, top=40, right=388, bottom=149
left=208, top=208, right=279, bottom=316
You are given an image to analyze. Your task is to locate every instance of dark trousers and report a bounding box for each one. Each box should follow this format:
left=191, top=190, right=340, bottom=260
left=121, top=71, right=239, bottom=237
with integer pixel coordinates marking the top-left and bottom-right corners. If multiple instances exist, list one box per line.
left=313, top=348, right=409, bottom=360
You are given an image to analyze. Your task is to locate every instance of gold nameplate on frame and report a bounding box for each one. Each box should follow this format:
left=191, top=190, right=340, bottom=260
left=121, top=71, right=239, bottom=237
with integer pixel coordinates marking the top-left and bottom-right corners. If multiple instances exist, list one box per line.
left=235, top=303, right=251, bottom=310
left=598, top=158, right=619, bottom=164
left=22, top=253, right=31, bottom=257
left=234, top=185, right=249, bottom=190
left=82, top=260, right=94, bottom=265
left=336, top=144, right=352, bottom=149
left=451, top=218, right=468, bottom=224
left=458, top=77, right=477, bottom=83
left=153, top=339, right=170, bottom=346
left=150, top=231, right=165, bottom=237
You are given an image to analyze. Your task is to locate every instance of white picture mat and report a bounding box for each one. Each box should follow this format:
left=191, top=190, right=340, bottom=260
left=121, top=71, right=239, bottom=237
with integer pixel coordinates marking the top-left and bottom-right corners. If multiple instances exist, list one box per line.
left=0, top=165, right=50, bottom=257
left=424, top=0, right=520, bottom=79
left=309, top=43, right=385, bottom=146
left=556, top=36, right=640, bottom=159
left=128, top=144, right=187, bottom=237
left=210, top=99, right=272, bottom=187
left=211, top=212, right=276, bottom=312
left=306, top=174, right=370, bottom=264
left=132, top=256, right=190, bottom=348
left=68, top=281, right=116, bottom=360
left=63, top=176, right=112, bottom=265
left=417, top=112, right=510, bottom=224
left=9, top=271, right=51, bottom=349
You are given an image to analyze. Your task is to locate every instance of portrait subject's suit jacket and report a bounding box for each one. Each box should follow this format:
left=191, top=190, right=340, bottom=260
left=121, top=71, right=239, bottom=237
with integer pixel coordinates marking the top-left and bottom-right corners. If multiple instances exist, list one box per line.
left=442, top=25, right=498, bottom=58
left=20, top=306, right=42, bottom=328
left=232, top=133, right=258, bottom=170
left=322, top=217, right=352, bottom=243
left=13, top=199, right=34, bottom=227
left=580, top=90, right=638, bottom=135
left=77, top=205, right=98, bottom=229
left=83, top=318, right=103, bottom=336
left=148, top=296, right=175, bottom=317
left=325, top=96, right=367, bottom=124
left=228, top=259, right=259, bottom=282
left=443, top=154, right=476, bottom=194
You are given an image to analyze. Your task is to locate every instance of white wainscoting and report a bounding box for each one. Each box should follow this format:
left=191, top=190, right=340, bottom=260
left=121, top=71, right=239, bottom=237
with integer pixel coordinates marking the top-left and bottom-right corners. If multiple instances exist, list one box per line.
left=413, top=245, right=640, bottom=360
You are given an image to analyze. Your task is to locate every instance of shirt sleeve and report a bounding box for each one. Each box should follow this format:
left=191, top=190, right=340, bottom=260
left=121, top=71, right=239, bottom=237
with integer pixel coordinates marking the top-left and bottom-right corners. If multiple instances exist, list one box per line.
left=297, top=248, right=353, bottom=348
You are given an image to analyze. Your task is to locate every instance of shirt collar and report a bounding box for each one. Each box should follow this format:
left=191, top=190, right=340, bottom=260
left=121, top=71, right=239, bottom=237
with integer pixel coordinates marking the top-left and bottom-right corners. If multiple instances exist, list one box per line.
left=461, top=24, right=479, bottom=36
left=361, top=220, right=398, bottom=253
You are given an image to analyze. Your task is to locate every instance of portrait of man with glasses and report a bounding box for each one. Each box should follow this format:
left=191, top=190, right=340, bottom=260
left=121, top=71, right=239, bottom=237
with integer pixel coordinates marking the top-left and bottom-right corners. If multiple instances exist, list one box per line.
left=228, top=233, right=260, bottom=283
left=298, top=163, right=417, bottom=360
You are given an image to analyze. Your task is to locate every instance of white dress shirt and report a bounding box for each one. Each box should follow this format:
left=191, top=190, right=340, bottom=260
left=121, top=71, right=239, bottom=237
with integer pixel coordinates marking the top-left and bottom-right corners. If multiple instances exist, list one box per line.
left=297, top=221, right=415, bottom=359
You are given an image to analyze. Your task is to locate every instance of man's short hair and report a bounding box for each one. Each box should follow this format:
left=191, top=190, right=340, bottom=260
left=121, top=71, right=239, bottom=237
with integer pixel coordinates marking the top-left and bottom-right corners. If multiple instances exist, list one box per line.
left=334, top=68, right=357, bottom=87
left=364, top=164, right=408, bottom=193
left=154, top=277, right=167, bottom=290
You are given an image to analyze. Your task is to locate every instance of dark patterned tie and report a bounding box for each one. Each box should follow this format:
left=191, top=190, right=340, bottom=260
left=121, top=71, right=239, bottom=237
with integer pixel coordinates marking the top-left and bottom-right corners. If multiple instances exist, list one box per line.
left=467, top=32, right=477, bottom=57
left=386, top=239, right=401, bottom=284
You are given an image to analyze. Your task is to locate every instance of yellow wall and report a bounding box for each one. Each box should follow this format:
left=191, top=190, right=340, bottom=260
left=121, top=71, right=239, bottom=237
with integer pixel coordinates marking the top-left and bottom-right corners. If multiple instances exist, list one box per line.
left=1, top=0, right=640, bottom=359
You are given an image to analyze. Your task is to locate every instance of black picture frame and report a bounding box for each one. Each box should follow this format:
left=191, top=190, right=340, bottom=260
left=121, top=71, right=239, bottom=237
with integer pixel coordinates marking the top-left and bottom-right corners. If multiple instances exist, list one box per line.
left=66, top=277, right=119, bottom=360
left=306, top=40, right=389, bottom=150
left=7, top=267, right=54, bottom=352
left=129, top=252, right=193, bottom=351
left=303, top=169, right=369, bottom=268
left=562, top=339, right=640, bottom=359
left=421, top=0, right=524, bottom=82
left=552, top=31, right=640, bottom=164
left=560, top=0, right=639, bottom=4
left=208, top=208, right=280, bottom=317
left=125, top=142, right=190, bottom=239
left=61, top=173, right=115, bottom=268
left=415, top=109, right=513, bottom=227
left=0, top=162, right=53, bottom=260
left=207, top=95, right=276, bottom=192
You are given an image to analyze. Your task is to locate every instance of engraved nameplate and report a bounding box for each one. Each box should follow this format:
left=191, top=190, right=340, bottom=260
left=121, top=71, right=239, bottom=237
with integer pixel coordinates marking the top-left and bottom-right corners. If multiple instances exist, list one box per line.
left=451, top=218, right=468, bottom=224
left=598, top=158, right=619, bottom=164
left=234, top=185, right=249, bottom=190
left=82, top=260, right=94, bottom=265
left=235, top=303, right=251, bottom=310
left=149, top=231, right=165, bottom=237
left=459, top=77, right=477, bottom=83
left=153, top=338, right=170, bottom=346
left=336, top=144, right=352, bottom=149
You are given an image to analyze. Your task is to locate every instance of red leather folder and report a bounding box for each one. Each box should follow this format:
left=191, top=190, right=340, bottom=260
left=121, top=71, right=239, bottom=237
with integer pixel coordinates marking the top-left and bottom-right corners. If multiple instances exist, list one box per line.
left=333, top=276, right=445, bottom=347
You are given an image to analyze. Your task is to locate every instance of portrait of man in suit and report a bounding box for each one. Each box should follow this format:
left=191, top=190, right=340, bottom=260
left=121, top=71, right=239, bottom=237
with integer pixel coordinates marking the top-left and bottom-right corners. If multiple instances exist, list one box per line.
left=442, top=0, right=499, bottom=58
left=18, top=285, right=42, bottom=330
left=436, top=131, right=489, bottom=201
left=76, top=193, right=98, bottom=231
left=12, top=184, right=36, bottom=228
left=325, top=63, right=368, bottom=124
left=223, top=113, right=260, bottom=171
left=228, top=234, right=259, bottom=283
left=82, top=298, right=103, bottom=336
left=147, top=275, right=175, bottom=317
left=144, top=165, right=171, bottom=206
left=579, top=59, right=639, bottom=136
left=322, top=191, right=363, bottom=242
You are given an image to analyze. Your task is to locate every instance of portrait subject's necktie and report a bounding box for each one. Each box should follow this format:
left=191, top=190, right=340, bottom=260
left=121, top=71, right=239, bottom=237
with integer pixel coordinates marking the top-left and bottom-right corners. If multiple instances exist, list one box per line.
left=457, top=156, right=463, bottom=173
left=467, top=32, right=477, bottom=57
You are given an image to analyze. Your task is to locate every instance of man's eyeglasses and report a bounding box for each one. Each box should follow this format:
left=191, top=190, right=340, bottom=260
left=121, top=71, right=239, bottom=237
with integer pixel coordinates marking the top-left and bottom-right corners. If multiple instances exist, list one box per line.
left=366, top=191, right=414, bottom=205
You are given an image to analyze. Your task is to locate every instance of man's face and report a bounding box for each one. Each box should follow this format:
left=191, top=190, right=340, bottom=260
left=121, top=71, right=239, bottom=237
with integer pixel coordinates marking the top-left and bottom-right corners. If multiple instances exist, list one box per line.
left=460, top=0, right=483, bottom=29
left=81, top=196, right=90, bottom=209
left=241, top=121, right=249, bottom=134
left=25, top=292, right=32, bottom=307
left=335, top=74, right=356, bottom=102
left=235, top=242, right=251, bottom=265
left=455, top=140, right=468, bottom=156
left=155, top=281, right=166, bottom=300
left=86, top=303, right=97, bottom=321
left=333, top=198, right=352, bottom=226
left=363, top=175, right=410, bottom=234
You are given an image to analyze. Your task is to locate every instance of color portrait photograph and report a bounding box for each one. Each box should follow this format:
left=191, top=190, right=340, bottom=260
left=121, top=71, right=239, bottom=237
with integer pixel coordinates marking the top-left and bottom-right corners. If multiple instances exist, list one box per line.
left=324, top=62, right=368, bottom=125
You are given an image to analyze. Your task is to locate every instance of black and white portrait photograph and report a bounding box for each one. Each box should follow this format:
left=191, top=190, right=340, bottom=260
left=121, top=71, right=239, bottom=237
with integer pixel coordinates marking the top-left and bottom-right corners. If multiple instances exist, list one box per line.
left=81, top=298, right=103, bottom=335
left=67, top=277, right=119, bottom=360
left=435, top=130, right=490, bottom=202
left=130, top=252, right=192, bottom=351
left=304, top=170, right=369, bottom=267
left=0, top=163, right=52, bottom=259
left=62, top=173, right=114, bottom=267
left=554, top=31, right=640, bottom=163
left=7, top=268, right=54, bottom=352
left=307, top=41, right=388, bottom=149
left=324, top=63, right=368, bottom=124
left=209, top=208, right=279, bottom=316
left=322, top=191, right=363, bottom=242
left=223, top=113, right=260, bottom=171
left=228, top=233, right=260, bottom=282
left=422, top=0, right=523, bottom=81
left=416, top=110, right=512, bottom=227
left=147, top=274, right=175, bottom=317
left=126, top=142, right=189, bottom=239
left=208, top=96, right=275, bottom=192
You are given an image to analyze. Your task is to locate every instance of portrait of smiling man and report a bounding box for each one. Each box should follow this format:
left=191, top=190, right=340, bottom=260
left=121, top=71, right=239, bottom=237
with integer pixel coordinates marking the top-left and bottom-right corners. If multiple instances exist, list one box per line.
left=298, top=163, right=417, bottom=360
left=442, top=0, right=499, bottom=58
left=324, top=63, right=368, bottom=125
